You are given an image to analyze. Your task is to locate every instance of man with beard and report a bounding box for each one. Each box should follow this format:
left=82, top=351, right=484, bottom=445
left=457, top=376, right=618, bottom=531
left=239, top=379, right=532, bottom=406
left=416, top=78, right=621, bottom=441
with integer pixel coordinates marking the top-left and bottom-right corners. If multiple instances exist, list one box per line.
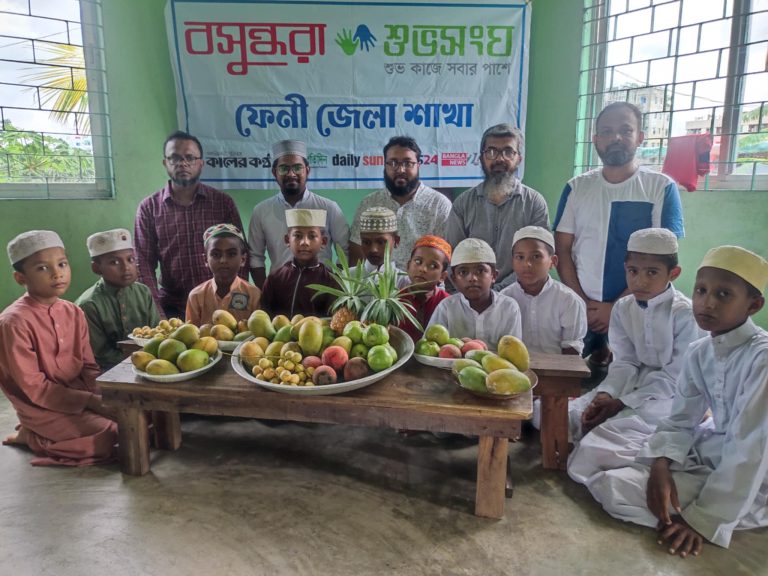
left=349, top=136, right=452, bottom=270
left=134, top=131, right=245, bottom=319
left=554, top=102, right=684, bottom=371
left=248, top=139, right=349, bottom=289
left=445, top=124, right=549, bottom=290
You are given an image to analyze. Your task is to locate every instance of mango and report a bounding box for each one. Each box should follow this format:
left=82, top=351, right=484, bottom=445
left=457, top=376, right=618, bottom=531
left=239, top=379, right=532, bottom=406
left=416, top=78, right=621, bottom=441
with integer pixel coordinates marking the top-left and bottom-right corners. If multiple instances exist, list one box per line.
left=233, top=330, right=253, bottom=342
left=212, top=309, right=238, bottom=332
left=170, top=323, right=200, bottom=347
left=238, top=341, right=265, bottom=368
left=331, top=336, right=352, bottom=354
left=272, top=314, right=291, bottom=330
left=481, top=354, right=516, bottom=373
left=485, top=368, right=531, bottom=395
left=168, top=317, right=183, bottom=328
left=291, top=316, right=320, bottom=340
left=145, top=359, right=180, bottom=375
left=143, top=335, right=165, bottom=357
left=264, top=341, right=284, bottom=358
left=457, top=366, right=488, bottom=392
left=451, top=358, right=482, bottom=376
left=237, top=319, right=249, bottom=334
left=199, top=323, right=213, bottom=338
left=321, top=326, right=336, bottom=349
left=465, top=349, right=494, bottom=364
left=192, top=336, right=218, bottom=355
left=158, top=319, right=172, bottom=332
left=290, top=313, right=305, bottom=325
left=281, top=342, right=301, bottom=356
left=157, top=338, right=186, bottom=364
left=497, top=335, right=530, bottom=372
left=131, top=351, right=155, bottom=371
left=210, top=324, right=235, bottom=342
left=177, top=349, right=209, bottom=373
left=253, top=336, right=270, bottom=351
left=298, top=320, right=323, bottom=356
left=248, top=310, right=276, bottom=340
left=273, top=324, right=293, bottom=343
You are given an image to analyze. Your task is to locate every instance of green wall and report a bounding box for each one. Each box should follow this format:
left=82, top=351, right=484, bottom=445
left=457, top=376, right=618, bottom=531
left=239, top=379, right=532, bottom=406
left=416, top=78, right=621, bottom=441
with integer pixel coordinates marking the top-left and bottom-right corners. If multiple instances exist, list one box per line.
left=1, top=0, right=766, bottom=327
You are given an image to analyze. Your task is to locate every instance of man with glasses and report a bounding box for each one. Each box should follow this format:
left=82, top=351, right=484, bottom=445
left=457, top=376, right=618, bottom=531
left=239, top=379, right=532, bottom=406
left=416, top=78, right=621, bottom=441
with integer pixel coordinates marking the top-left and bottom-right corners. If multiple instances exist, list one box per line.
left=446, top=123, right=549, bottom=290
left=134, top=130, right=245, bottom=319
left=349, top=135, right=452, bottom=270
left=554, top=102, right=684, bottom=372
left=248, top=139, right=349, bottom=289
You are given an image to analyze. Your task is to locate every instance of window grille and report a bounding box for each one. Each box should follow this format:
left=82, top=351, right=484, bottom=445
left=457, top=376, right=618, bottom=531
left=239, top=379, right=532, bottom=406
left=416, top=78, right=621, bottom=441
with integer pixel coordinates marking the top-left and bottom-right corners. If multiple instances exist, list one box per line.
left=0, top=0, right=113, bottom=199
left=577, top=0, right=767, bottom=191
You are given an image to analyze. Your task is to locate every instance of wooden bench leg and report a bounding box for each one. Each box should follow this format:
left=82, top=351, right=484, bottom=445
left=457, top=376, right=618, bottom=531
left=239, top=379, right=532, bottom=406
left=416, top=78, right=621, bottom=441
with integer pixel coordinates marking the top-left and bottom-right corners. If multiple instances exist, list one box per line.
left=540, top=395, right=569, bottom=470
left=117, top=407, right=150, bottom=476
left=505, top=450, right=514, bottom=498
left=151, top=411, right=182, bottom=450
left=475, top=436, right=509, bottom=518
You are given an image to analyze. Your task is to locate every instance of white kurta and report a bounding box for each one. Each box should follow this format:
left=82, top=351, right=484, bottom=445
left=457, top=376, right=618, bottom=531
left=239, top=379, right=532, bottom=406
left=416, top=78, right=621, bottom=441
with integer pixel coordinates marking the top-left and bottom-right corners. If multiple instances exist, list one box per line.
left=349, top=260, right=410, bottom=291
left=501, top=277, right=587, bottom=354
left=572, top=319, right=768, bottom=549
left=427, top=291, right=522, bottom=350
left=567, top=285, right=702, bottom=440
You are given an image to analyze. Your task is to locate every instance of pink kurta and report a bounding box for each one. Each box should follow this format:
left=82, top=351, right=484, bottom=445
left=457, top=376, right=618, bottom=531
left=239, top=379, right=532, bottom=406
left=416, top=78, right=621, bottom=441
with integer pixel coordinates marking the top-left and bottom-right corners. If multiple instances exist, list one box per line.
left=0, top=295, right=117, bottom=466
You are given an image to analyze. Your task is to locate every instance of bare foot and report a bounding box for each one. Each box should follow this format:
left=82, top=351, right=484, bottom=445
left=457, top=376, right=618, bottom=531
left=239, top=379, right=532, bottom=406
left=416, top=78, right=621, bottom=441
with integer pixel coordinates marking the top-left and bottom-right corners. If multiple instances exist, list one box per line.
left=3, top=426, right=30, bottom=447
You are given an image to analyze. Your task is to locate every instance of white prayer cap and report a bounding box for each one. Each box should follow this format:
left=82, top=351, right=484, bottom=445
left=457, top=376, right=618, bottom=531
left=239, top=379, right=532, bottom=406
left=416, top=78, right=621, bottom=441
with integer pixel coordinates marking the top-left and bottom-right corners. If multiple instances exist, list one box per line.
left=7, top=230, right=65, bottom=265
left=451, top=238, right=497, bottom=267
left=87, top=228, right=133, bottom=258
left=285, top=208, right=326, bottom=228
left=512, top=226, right=554, bottom=251
left=359, top=206, right=398, bottom=234
left=699, top=245, right=768, bottom=293
left=272, top=139, right=307, bottom=161
left=627, top=228, right=678, bottom=255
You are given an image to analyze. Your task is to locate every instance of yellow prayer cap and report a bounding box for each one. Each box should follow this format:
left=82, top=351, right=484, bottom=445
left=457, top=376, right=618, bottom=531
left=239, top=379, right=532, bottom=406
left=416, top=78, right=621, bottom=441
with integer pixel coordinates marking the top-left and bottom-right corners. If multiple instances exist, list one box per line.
left=699, top=245, right=768, bottom=293
left=285, top=208, right=326, bottom=228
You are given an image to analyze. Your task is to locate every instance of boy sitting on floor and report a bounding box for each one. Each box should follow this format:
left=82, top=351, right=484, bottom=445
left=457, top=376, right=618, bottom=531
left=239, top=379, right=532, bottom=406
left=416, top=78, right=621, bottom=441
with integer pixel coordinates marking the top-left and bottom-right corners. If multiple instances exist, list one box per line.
left=0, top=230, right=117, bottom=466
left=571, top=245, right=768, bottom=556
left=427, top=238, right=521, bottom=349
left=75, top=228, right=161, bottom=370
left=398, top=235, right=452, bottom=341
left=261, top=209, right=337, bottom=318
left=352, top=206, right=409, bottom=290
left=186, top=224, right=261, bottom=326
left=501, top=225, right=586, bottom=355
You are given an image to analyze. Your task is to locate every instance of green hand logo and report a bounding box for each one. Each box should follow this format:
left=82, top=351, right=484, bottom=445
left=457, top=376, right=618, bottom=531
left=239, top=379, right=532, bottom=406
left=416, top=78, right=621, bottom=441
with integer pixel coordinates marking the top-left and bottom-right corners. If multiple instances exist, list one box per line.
left=335, top=28, right=357, bottom=55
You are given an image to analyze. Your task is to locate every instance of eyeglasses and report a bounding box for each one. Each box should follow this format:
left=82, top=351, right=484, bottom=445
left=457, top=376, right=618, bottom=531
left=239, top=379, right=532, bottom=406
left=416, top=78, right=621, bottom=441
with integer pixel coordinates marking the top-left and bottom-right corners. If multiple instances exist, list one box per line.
left=276, top=163, right=306, bottom=175
left=385, top=160, right=418, bottom=170
left=482, top=147, right=519, bottom=160
left=165, top=154, right=202, bottom=165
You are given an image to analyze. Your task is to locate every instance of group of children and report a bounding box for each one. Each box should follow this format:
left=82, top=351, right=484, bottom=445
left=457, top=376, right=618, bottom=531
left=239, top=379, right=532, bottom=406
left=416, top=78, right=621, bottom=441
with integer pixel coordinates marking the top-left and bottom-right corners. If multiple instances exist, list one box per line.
left=1, top=207, right=768, bottom=556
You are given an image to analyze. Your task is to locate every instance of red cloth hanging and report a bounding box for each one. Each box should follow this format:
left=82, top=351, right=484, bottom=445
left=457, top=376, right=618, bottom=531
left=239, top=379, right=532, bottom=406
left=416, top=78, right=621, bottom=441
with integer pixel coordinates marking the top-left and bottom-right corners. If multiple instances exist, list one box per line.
left=662, top=134, right=713, bottom=192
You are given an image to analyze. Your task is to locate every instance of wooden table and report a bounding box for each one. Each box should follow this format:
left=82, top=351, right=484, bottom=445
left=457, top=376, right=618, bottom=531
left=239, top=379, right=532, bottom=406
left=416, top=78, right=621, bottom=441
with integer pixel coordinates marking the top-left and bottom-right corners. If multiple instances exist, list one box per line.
left=98, top=357, right=532, bottom=519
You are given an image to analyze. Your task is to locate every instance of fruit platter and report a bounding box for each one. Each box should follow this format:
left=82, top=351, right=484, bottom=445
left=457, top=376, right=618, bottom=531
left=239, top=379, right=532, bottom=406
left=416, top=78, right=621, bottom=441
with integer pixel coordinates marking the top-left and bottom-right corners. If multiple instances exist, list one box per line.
left=132, top=347, right=222, bottom=383
left=413, top=323, right=493, bottom=369
left=130, top=309, right=255, bottom=352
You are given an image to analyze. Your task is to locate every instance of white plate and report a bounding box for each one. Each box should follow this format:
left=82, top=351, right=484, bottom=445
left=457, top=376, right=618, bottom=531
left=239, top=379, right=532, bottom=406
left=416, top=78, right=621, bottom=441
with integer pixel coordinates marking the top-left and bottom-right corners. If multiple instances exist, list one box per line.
left=127, top=334, right=151, bottom=346
left=413, top=354, right=456, bottom=370
left=216, top=340, right=240, bottom=352
left=231, top=326, right=414, bottom=395
left=133, top=350, right=223, bottom=383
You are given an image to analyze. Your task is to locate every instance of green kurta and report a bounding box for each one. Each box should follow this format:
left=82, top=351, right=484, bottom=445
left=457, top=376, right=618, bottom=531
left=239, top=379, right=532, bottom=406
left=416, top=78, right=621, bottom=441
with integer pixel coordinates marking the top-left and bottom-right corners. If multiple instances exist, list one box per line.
left=76, top=279, right=161, bottom=370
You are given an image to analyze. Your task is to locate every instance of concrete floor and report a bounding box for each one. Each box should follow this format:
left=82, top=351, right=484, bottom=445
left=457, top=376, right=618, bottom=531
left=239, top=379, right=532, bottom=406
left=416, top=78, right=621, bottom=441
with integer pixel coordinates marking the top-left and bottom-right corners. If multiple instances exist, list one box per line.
left=1, top=396, right=766, bottom=576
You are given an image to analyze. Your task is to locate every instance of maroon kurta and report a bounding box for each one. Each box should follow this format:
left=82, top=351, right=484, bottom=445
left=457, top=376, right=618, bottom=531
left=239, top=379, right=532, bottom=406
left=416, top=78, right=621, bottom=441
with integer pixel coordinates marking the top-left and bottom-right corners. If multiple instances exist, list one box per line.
left=398, top=287, right=450, bottom=341
left=0, top=295, right=117, bottom=466
left=261, top=260, right=337, bottom=318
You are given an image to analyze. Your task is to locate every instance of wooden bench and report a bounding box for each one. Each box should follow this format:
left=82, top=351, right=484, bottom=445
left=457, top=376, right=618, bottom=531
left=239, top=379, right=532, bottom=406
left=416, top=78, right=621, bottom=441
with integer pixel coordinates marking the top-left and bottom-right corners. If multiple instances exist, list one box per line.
left=98, top=358, right=531, bottom=519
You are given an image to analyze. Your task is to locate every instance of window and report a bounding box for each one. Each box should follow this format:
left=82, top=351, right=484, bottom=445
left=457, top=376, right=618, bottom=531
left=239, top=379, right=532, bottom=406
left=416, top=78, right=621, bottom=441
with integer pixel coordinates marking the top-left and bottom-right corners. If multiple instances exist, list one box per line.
left=576, top=0, right=768, bottom=191
left=0, top=0, right=113, bottom=199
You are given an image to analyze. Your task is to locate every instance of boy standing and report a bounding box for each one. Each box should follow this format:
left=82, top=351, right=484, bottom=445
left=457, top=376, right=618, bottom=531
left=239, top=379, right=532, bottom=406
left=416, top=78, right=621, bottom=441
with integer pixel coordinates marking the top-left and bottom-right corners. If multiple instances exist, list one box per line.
left=186, top=224, right=261, bottom=326
left=428, top=238, right=522, bottom=349
left=398, top=235, right=452, bottom=341
left=501, top=226, right=587, bottom=354
left=352, top=206, right=410, bottom=289
left=76, top=228, right=161, bottom=370
left=567, top=228, right=702, bottom=444
left=0, top=231, right=117, bottom=466
left=576, top=246, right=768, bottom=555
left=261, top=209, right=337, bottom=318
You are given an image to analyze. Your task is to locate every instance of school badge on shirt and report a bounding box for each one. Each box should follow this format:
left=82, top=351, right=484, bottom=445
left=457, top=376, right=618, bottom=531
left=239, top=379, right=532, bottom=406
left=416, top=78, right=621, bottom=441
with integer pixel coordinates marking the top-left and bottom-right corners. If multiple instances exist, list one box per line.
left=229, top=292, right=249, bottom=311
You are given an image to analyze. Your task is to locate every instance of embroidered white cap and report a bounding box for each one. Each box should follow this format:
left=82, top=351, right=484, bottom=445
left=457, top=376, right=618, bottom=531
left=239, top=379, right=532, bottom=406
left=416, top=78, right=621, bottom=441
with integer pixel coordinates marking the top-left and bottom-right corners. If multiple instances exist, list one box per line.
left=285, top=208, right=326, bottom=228
left=87, top=228, right=134, bottom=258
left=359, top=206, right=398, bottom=234
left=451, top=238, right=497, bottom=267
left=7, top=230, right=65, bottom=265
left=512, top=225, right=554, bottom=251
left=627, top=228, right=678, bottom=255
left=272, top=139, right=307, bottom=161
left=699, top=245, right=768, bottom=293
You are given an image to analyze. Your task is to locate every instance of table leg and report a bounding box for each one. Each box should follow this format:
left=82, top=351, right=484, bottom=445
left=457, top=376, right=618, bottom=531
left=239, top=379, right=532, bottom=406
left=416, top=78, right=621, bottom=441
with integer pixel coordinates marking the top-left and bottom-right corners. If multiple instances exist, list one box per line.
left=475, top=436, right=509, bottom=518
left=540, top=395, right=569, bottom=470
left=117, top=407, right=150, bottom=476
left=151, top=411, right=182, bottom=450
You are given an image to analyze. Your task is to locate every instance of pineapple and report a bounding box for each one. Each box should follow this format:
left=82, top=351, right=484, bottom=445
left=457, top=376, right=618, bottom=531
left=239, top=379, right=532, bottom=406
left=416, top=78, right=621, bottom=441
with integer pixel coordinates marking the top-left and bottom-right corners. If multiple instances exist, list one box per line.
left=307, top=245, right=368, bottom=333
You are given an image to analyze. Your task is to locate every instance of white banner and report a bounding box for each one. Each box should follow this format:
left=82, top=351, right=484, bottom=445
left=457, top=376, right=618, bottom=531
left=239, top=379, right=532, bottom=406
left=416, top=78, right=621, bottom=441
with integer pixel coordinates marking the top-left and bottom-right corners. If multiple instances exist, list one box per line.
left=165, top=0, right=530, bottom=189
